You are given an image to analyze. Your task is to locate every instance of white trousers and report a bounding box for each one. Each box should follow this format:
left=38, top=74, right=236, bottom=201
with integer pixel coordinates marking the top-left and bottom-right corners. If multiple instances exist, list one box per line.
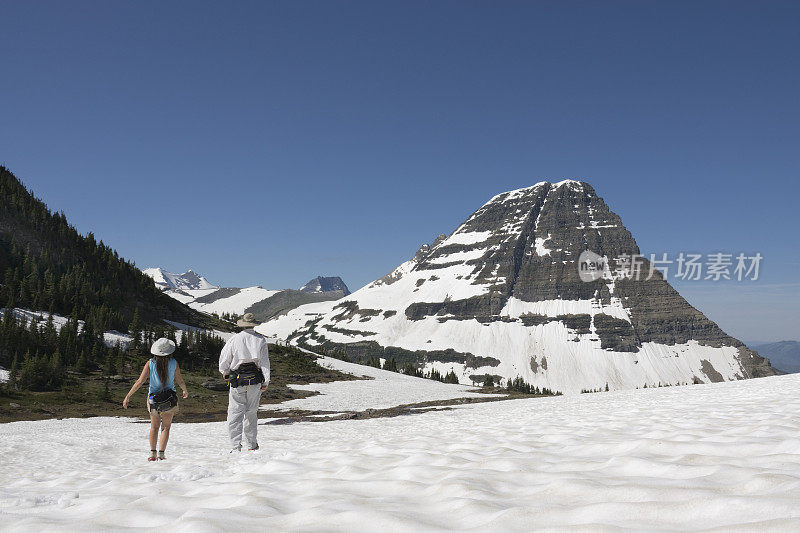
left=227, top=383, right=262, bottom=450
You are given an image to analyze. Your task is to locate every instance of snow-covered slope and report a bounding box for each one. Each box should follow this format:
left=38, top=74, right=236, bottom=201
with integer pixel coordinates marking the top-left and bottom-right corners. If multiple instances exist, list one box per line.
left=258, top=180, right=773, bottom=393
left=188, top=286, right=282, bottom=316
left=262, top=354, right=495, bottom=412
left=142, top=267, right=218, bottom=291
left=1, top=374, right=799, bottom=530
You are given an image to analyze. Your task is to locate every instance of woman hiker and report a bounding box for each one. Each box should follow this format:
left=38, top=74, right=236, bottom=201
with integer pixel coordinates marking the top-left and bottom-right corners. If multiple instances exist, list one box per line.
left=123, top=337, right=188, bottom=461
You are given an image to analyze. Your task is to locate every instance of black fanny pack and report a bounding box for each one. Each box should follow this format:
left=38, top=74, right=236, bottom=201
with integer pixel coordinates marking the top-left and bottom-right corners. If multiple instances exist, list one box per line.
left=149, top=388, right=178, bottom=412
left=229, top=362, right=265, bottom=388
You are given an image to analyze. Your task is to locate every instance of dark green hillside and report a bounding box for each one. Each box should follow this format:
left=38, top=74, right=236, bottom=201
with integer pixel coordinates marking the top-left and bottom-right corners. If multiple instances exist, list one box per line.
left=0, top=166, right=229, bottom=377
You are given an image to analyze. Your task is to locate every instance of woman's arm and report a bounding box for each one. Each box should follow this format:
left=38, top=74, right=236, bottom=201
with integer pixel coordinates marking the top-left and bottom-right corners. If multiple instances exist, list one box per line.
left=174, top=362, right=188, bottom=399
left=123, top=361, right=150, bottom=409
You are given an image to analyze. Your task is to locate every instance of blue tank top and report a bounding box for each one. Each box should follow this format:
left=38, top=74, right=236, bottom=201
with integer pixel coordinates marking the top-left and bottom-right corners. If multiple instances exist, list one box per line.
left=149, top=357, right=177, bottom=394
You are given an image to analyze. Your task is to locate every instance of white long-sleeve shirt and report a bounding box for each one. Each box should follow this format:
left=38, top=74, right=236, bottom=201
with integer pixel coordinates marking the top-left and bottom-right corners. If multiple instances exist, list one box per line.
left=218, top=329, right=270, bottom=384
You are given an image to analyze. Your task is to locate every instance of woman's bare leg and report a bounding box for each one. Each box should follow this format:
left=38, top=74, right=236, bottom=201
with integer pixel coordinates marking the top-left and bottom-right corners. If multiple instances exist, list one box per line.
left=158, top=411, right=175, bottom=452
left=149, top=411, right=160, bottom=450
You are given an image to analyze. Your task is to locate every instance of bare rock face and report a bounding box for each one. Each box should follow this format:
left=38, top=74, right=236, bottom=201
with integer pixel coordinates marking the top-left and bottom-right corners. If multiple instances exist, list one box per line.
left=259, top=180, right=775, bottom=392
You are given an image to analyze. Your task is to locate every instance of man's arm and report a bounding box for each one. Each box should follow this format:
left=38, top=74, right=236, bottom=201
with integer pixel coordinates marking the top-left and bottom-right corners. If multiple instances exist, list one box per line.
left=219, top=337, right=234, bottom=376
left=259, top=340, right=270, bottom=389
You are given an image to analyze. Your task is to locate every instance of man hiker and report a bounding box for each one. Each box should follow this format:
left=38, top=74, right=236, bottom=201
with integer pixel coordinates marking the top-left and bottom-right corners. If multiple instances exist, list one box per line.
left=219, top=312, right=270, bottom=452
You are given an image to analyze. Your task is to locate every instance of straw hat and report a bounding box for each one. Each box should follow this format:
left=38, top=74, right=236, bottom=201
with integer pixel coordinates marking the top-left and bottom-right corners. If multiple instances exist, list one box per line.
left=151, top=337, right=176, bottom=356
left=237, top=312, right=261, bottom=328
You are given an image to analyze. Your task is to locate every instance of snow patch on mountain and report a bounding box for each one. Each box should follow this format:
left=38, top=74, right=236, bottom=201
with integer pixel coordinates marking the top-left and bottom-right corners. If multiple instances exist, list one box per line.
left=534, top=234, right=552, bottom=256
left=500, top=296, right=631, bottom=322
left=443, top=230, right=494, bottom=246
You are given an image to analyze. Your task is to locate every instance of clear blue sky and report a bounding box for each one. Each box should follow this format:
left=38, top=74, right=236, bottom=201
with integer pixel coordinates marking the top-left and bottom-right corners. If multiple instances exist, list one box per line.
left=1, top=1, right=798, bottom=342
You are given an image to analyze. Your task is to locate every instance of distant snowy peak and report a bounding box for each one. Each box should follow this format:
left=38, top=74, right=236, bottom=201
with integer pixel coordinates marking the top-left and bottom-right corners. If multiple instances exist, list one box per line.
left=143, top=268, right=349, bottom=319
left=299, top=276, right=351, bottom=295
left=143, top=267, right=218, bottom=291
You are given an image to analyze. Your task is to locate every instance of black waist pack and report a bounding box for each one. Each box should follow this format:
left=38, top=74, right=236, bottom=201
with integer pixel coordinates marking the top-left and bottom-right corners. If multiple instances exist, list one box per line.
left=149, top=388, right=178, bottom=412
left=229, top=362, right=264, bottom=388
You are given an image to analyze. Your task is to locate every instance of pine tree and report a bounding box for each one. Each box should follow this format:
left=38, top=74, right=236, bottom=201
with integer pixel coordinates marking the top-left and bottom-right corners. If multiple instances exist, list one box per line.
left=104, top=350, right=116, bottom=376
left=101, top=380, right=111, bottom=402
left=113, top=344, right=125, bottom=375
left=48, top=350, right=63, bottom=389
left=9, top=353, right=20, bottom=389
left=76, top=351, right=89, bottom=374
left=128, top=309, right=141, bottom=348
left=18, top=350, right=34, bottom=390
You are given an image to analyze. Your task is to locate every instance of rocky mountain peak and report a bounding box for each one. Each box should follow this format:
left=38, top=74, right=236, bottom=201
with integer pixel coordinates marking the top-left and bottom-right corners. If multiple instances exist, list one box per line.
left=259, top=180, right=774, bottom=393
left=299, top=276, right=351, bottom=295
left=413, top=234, right=447, bottom=262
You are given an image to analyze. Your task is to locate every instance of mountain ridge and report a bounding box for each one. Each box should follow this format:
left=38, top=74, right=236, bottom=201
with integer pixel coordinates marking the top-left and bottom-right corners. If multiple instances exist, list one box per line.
left=750, top=341, right=800, bottom=374
left=144, top=268, right=349, bottom=319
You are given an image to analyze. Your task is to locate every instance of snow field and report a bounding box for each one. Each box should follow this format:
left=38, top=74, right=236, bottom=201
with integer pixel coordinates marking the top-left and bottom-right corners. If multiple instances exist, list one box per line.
left=1, top=374, right=799, bottom=531
left=261, top=355, right=495, bottom=413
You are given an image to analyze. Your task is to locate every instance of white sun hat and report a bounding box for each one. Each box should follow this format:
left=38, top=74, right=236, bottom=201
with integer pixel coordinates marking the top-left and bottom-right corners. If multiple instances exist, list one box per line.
left=237, top=312, right=261, bottom=328
left=151, top=337, right=176, bottom=356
